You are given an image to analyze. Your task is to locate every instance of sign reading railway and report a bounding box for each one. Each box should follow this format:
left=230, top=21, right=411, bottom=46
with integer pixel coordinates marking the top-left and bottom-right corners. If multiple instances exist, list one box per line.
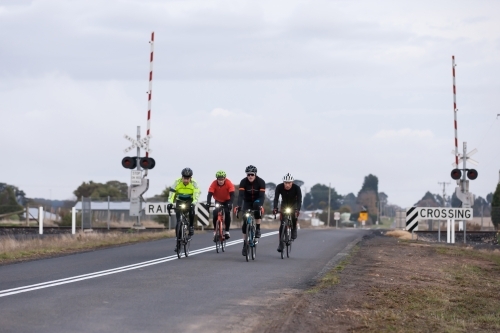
left=144, top=202, right=210, bottom=227
left=145, top=203, right=169, bottom=215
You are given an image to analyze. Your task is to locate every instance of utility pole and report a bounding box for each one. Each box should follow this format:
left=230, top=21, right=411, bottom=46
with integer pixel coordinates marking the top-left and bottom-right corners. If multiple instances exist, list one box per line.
left=327, top=183, right=331, bottom=227
left=438, top=181, right=451, bottom=207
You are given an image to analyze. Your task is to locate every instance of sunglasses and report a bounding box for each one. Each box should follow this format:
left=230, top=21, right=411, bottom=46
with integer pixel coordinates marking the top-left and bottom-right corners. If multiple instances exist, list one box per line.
left=247, top=173, right=255, bottom=177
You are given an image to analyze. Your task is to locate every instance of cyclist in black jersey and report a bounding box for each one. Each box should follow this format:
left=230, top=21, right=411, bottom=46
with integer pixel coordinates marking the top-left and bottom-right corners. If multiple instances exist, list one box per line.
left=272, top=173, right=302, bottom=252
left=233, top=165, right=266, bottom=256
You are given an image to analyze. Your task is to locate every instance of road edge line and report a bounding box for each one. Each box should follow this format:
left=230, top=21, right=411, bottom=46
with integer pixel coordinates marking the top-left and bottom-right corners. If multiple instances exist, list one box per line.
left=312, top=232, right=370, bottom=283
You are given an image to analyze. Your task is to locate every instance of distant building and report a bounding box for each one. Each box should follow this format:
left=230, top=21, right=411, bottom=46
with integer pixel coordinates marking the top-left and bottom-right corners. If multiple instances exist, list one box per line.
left=22, top=208, right=60, bottom=221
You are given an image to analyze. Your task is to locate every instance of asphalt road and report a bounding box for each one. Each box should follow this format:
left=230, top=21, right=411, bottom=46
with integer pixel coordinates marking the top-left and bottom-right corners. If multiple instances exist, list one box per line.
left=0, top=228, right=368, bottom=333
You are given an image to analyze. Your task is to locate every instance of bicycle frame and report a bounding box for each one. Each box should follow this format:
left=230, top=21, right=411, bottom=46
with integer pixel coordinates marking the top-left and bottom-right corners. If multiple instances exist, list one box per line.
left=168, top=203, right=191, bottom=258
left=210, top=203, right=226, bottom=253
left=242, top=209, right=259, bottom=246
left=279, top=207, right=294, bottom=259
left=237, top=208, right=260, bottom=261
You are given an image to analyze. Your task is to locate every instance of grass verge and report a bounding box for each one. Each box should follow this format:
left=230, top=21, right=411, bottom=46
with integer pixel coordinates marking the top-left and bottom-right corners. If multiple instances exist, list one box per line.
left=356, top=244, right=500, bottom=332
left=308, top=245, right=359, bottom=294
left=0, top=230, right=176, bottom=264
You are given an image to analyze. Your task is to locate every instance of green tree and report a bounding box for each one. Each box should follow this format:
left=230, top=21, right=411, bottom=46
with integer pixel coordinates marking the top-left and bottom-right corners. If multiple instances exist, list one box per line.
left=486, top=192, right=493, bottom=204
left=491, top=183, right=500, bottom=229
left=303, top=192, right=312, bottom=210
left=0, top=185, right=23, bottom=216
left=357, top=174, right=379, bottom=219
left=265, top=182, right=277, bottom=202
left=339, top=205, right=351, bottom=213
left=416, top=191, right=443, bottom=207
left=73, top=181, right=128, bottom=200
left=293, top=179, right=304, bottom=187
left=359, top=174, right=379, bottom=194
left=309, top=184, right=342, bottom=210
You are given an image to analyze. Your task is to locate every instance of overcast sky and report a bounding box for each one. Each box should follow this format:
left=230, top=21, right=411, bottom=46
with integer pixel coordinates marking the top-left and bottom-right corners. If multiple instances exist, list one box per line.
left=1, top=0, right=500, bottom=207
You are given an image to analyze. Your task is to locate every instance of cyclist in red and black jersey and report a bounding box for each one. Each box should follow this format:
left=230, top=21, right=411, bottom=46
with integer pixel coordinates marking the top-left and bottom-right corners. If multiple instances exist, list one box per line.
left=272, top=173, right=302, bottom=252
left=206, top=170, right=235, bottom=240
left=233, top=165, right=266, bottom=256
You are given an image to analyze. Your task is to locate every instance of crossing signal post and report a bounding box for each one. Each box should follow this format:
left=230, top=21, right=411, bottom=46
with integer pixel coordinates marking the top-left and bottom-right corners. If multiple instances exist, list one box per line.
left=122, top=126, right=152, bottom=228
left=450, top=142, right=478, bottom=244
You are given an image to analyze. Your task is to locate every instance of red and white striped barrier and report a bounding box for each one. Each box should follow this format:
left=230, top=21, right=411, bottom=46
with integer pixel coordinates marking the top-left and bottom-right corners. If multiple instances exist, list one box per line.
left=146, top=32, right=154, bottom=157
left=452, top=56, right=459, bottom=167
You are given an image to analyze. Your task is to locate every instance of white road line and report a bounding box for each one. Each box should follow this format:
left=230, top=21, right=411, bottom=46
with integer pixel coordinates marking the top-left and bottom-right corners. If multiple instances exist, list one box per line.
left=0, top=231, right=278, bottom=298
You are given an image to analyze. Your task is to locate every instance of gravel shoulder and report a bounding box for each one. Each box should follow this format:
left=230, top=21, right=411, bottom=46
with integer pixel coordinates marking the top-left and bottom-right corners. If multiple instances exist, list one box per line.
left=254, top=230, right=500, bottom=333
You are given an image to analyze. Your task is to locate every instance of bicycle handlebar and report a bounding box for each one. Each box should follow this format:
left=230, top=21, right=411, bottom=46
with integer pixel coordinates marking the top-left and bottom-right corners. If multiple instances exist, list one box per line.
left=236, top=208, right=262, bottom=219
left=167, top=205, right=191, bottom=216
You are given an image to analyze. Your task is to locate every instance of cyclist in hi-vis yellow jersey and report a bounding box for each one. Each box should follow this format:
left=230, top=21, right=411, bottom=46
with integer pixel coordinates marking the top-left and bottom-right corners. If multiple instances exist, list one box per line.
left=167, top=167, right=200, bottom=251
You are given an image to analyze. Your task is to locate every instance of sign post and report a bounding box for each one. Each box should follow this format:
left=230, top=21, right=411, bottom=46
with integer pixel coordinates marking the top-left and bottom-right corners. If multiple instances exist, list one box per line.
left=334, top=211, right=340, bottom=229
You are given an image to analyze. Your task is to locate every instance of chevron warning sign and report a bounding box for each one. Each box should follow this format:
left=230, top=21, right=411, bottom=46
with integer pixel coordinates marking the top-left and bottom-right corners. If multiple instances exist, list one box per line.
left=406, top=207, right=419, bottom=232
left=195, top=202, right=210, bottom=227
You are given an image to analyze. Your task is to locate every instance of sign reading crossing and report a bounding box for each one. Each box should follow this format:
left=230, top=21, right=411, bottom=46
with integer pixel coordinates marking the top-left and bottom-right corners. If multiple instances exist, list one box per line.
left=124, top=134, right=152, bottom=154
left=406, top=207, right=473, bottom=232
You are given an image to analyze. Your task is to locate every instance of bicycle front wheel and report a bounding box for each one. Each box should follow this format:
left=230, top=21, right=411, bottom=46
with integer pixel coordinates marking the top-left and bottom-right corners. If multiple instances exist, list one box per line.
left=245, top=240, right=249, bottom=262
left=287, top=221, right=292, bottom=257
left=280, top=225, right=286, bottom=259
left=176, top=239, right=182, bottom=259
left=287, top=239, right=291, bottom=258
left=184, top=237, right=190, bottom=257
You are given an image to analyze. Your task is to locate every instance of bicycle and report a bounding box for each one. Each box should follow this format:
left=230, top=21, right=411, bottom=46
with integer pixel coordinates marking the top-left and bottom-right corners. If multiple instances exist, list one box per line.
left=208, top=203, right=227, bottom=254
left=237, top=208, right=261, bottom=262
left=168, top=203, right=191, bottom=259
left=276, top=207, right=294, bottom=259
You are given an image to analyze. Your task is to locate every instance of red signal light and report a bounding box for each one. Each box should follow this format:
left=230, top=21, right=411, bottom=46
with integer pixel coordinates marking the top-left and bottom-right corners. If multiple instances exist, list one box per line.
left=140, top=157, right=156, bottom=170
left=122, top=156, right=137, bottom=169
left=451, top=169, right=462, bottom=180
left=467, top=169, right=478, bottom=180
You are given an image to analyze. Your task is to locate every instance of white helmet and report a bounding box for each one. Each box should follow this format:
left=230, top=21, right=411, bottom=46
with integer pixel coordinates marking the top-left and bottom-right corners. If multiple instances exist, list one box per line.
left=282, top=173, right=294, bottom=182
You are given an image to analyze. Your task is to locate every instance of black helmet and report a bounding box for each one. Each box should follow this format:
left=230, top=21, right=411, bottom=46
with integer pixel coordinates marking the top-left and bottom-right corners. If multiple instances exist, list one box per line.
left=181, top=167, right=193, bottom=177
left=245, top=165, right=257, bottom=173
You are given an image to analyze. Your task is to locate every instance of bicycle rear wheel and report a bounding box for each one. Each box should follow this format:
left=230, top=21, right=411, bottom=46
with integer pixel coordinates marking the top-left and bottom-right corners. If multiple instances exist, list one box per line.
left=245, top=222, right=251, bottom=262
left=286, top=222, right=291, bottom=258
left=221, top=230, right=226, bottom=252
left=215, top=223, right=220, bottom=253
left=220, top=220, right=225, bottom=253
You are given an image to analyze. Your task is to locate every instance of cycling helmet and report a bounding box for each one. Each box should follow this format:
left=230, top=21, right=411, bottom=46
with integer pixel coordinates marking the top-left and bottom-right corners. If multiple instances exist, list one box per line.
left=283, top=173, right=294, bottom=182
left=181, top=167, right=193, bottom=177
left=245, top=165, right=257, bottom=173
left=215, top=170, right=226, bottom=178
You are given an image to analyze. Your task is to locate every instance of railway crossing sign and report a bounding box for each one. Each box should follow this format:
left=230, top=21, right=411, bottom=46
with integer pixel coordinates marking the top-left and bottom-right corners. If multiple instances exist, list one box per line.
left=124, top=134, right=152, bottom=153
left=451, top=148, right=478, bottom=168
left=406, top=207, right=473, bottom=231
